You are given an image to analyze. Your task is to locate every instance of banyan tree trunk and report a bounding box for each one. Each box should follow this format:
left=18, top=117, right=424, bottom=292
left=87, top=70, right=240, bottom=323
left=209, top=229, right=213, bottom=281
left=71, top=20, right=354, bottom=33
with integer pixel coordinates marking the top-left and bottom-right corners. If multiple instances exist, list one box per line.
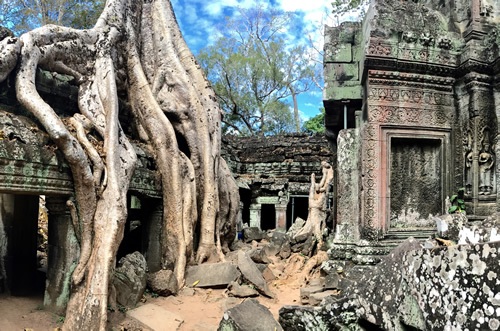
left=0, top=0, right=239, bottom=329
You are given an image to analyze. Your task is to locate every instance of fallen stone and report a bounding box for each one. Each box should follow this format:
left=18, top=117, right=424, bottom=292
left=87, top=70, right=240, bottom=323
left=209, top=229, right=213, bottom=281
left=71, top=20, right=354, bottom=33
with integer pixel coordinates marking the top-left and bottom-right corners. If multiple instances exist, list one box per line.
left=269, top=231, right=290, bottom=247
left=287, top=217, right=306, bottom=238
left=291, top=235, right=317, bottom=256
left=435, top=213, right=466, bottom=241
left=237, top=251, right=275, bottom=298
left=221, top=297, right=243, bottom=312
left=127, top=303, right=183, bottom=331
left=249, top=248, right=271, bottom=264
left=261, top=266, right=277, bottom=282
left=185, top=262, right=240, bottom=288
left=324, top=273, right=339, bottom=290
left=218, top=298, right=283, bottom=331
left=228, top=281, right=259, bottom=298
left=147, top=269, right=178, bottom=296
left=279, top=241, right=292, bottom=259
left=243, top=227, right=266, bottom=243
left=230, top=240, right=247, bottom=251
left=179, top=287, right=195, bottom=296
left=309, top=290, right=339, bottom=306
left=300, top=236, right=317, bottom=257
left=300, top=285, right=324, bottom=304
left=113, top=251, right=147, bottom=307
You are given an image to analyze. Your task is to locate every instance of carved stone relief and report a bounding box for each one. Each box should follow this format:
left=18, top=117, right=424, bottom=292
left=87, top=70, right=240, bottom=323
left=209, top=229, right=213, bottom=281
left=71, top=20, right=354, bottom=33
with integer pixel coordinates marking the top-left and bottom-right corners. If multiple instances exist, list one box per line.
left=464, top=124, right=497, bottom=196
left=390, top=138, right=442, bottom=228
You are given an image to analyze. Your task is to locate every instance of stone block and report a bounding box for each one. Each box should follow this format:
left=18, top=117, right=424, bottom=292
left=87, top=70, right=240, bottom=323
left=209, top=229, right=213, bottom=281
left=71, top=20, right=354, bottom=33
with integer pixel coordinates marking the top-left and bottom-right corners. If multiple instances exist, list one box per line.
left=323, top=273, right=339, bottom=290
left=336, top=129, right=361, bottom=243
left=185, top=262, right=240, bottom=288
left=309, top=290, right=338, bottom=306
left=218, top=299, right=283, bottom=331
left=113, top=251, right=147, bottom=307
left=228, top=281, right=259, bottom=298
left=147, top=269, right=178, bottom=296
left=261, top=266, right=277, bottom=282
left=249, top=248, right=271, bottom=264
left=325, top=43, right=352, bottom=62
left=243, top=227, right=266, bottom=243
left=300, top=285, right=324, bottom=304
left=237, top=251, right=275, bottom=298
left=127, top=303, right=183, bottom=331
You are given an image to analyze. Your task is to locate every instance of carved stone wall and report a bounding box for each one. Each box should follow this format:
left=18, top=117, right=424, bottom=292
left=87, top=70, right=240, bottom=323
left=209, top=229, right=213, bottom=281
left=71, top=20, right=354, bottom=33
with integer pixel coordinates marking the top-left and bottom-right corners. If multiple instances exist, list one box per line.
left=324, top=0, right=500, bottom=244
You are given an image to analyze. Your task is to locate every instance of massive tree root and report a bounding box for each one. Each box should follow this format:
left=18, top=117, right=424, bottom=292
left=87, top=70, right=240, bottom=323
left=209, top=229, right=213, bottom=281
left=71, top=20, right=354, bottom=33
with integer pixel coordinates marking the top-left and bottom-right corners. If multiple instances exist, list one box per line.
left=0, top=0, right=239, bottom=329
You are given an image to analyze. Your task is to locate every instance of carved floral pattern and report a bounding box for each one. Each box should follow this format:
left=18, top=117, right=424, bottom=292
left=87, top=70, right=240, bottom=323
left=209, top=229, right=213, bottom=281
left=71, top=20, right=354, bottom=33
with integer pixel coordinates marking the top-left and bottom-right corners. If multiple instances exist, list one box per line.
left=368, top=87, right=452, bottom=106
left=368, top=106, right=449, bottom=126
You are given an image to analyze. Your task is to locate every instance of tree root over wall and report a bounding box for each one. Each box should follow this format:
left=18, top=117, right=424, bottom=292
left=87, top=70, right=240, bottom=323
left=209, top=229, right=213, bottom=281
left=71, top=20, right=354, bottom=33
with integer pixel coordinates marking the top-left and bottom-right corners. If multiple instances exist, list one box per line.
left=0, top=0, right=239, bottom=330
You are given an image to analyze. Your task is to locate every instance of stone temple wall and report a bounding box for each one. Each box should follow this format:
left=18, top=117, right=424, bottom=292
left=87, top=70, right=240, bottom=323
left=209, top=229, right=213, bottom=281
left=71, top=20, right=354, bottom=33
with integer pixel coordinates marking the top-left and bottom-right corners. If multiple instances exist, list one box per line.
left=325, top=0, right=500, bottom=254
left=222, top=134, right=333, bottom=231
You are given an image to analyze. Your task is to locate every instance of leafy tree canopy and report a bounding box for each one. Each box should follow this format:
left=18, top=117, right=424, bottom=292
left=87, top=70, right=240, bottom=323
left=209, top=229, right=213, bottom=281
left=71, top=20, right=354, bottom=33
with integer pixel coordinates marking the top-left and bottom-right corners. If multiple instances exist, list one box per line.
left=303, top=107, right=325, bottom=134
left=331, top=0, right=369, bottom=20
left=0, top=0, right=104, bottom=34
left=197, top=5, right=319, bottom=136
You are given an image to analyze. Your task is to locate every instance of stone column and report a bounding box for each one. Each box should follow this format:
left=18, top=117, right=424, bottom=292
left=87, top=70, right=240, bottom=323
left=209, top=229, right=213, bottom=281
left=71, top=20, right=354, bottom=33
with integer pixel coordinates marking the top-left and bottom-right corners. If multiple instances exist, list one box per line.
left=249, top=204, right=261, bottom=229
left=142, top=199, right=163, bottom=273
left=336, top=129, right=361, bottom=242
left=44, top=196, right=80, bottom=314
left=275, top=204, right=287, bottom=232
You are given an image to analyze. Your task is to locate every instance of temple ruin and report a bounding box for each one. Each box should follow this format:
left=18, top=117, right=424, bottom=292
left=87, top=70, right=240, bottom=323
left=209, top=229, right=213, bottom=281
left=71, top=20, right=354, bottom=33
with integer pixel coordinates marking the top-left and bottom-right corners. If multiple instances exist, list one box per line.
left=0, top=69, right=334, bottom=314
left=2, top=0, right=500, bottom=328
left=222, top=135, right=333, bottom=232
left=324, top=0, right=500, bottom=264
left=0, top=72, right=163, bottom=313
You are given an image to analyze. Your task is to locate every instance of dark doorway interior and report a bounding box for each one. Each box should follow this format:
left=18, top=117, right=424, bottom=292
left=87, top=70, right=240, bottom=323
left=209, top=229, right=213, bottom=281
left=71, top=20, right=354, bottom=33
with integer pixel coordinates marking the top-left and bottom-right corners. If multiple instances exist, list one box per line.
left=117, top=194, right=144, bottom=260
left=260, top=204, right=276, bottom=230
left=239, top=188, right=251, bottom=226
left=1, top=194, right=45, bottom=296
left=286, top=196, right=308, bottom=229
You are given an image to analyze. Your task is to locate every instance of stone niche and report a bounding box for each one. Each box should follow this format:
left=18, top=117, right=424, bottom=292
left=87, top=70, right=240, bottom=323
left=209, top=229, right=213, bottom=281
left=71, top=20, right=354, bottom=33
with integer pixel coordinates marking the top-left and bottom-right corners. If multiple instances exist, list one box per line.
left=388, top=135, right=446, bottom=230
left=324, top=0, right=500, bottom=262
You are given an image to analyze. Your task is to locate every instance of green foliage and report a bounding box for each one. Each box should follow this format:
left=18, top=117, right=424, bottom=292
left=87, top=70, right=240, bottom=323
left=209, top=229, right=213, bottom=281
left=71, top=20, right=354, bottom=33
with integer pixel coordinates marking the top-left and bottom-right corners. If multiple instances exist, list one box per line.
left=0, top=0, right=105, bottom=35
left=197, top=5, right=319, bottom=136
left=448, top=188, right=466, bottom=214
left=331, top=0, right=369, bottom=20
left=145, top=288, right=159, bottom=298
left=303, top=108, right=325, bottom=133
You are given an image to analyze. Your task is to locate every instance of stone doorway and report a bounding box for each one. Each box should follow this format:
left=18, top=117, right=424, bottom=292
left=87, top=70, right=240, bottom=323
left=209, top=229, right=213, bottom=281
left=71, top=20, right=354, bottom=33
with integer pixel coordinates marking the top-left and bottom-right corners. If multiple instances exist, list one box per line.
left=0, top=194, right=44, bottom=296
left=387, top=134, right=448, bottom=230
left=260, top=204, right=276, bottom=230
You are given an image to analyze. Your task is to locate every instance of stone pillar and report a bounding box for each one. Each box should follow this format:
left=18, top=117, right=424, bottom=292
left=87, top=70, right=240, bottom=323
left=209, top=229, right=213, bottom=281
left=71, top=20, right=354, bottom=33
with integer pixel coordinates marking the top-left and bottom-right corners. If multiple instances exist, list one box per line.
left=142, top=199, right=163, bottom=273
left=249, top=204, right=261, bottom=229
left=0, top=194, right=39, bottom=296
left=355, top=110, right=362, bottom=128
left=44, top=196, right=80, bottom=314
left=275, top=204, right=287, bottom=232
left=336, top=129, right=361, bottom=242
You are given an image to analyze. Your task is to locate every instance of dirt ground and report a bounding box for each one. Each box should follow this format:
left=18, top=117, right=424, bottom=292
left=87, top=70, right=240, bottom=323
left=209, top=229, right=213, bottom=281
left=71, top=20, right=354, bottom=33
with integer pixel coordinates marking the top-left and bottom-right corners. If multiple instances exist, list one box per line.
left=0, top=252, right=324, bottom=331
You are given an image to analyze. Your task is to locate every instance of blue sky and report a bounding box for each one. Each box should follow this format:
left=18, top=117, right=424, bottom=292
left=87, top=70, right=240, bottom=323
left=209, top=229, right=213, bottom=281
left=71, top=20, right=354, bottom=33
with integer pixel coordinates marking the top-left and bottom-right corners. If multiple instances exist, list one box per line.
left=170, top=0, right=336, bottom=121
